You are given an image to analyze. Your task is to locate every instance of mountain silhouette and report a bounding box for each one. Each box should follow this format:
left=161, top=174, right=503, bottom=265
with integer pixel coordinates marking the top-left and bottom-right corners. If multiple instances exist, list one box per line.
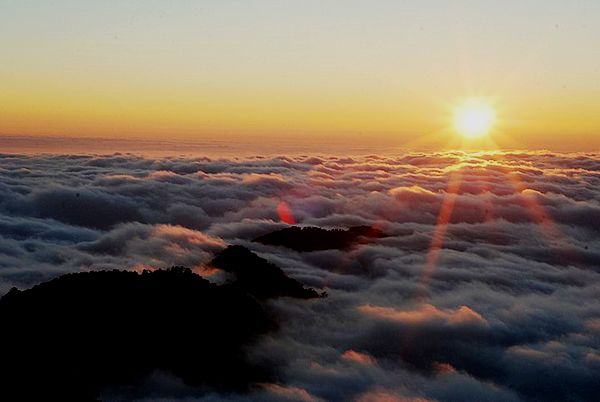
left=0, top=246, right=319, bottom=401
left=211, top=245, right=321, bottom=299
left=253, top=225, right=387, bottom=251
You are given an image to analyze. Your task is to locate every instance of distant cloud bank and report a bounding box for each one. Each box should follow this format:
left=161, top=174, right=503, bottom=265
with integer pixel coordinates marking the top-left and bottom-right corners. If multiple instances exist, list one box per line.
left=1, top=150, right=599, bottom=400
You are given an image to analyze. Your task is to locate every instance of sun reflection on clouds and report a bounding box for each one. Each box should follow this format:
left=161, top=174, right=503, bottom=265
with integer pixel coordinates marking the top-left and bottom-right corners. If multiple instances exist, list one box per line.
left=358, top=303, right=487, bottom=327
left=341, top=349, right=377, bottom=366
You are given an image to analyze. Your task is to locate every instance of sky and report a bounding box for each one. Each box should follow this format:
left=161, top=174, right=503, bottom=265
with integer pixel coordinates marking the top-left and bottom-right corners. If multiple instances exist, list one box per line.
left=2, top=1, right=600, bottom=150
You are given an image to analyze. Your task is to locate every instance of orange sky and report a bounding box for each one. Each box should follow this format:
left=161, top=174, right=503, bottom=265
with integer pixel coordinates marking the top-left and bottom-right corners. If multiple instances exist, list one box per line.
left=2, top=1, right=599, bottom=151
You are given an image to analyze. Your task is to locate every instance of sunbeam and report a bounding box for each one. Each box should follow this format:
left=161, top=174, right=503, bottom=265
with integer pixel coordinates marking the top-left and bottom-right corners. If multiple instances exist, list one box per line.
left=415, top=167, right=464, bottom=301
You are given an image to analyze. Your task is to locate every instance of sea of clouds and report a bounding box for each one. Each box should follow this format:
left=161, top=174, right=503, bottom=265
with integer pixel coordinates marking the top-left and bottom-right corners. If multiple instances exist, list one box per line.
left=1, top=150, right=599, bottom=401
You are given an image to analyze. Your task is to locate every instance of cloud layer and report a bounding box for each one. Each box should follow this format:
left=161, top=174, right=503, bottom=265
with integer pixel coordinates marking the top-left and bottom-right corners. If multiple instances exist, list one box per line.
left=1, top=150, right=599, bottom=401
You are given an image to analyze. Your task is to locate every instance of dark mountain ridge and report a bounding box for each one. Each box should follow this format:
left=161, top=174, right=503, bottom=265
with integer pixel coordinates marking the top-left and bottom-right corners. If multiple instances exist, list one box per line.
left=0, top=245, right=319, bottom=401
left=254, top=225, right=387, bottom=251
left=212, top=244, right=321, bottom=299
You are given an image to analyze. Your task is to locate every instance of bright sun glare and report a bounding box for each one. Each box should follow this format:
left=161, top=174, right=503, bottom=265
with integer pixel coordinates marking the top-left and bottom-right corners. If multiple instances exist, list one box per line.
left=453, top=98, right=497, bottom=139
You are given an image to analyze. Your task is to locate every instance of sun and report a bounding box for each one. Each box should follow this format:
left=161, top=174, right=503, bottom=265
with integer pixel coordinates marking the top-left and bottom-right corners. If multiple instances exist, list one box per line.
left=453, top=98, right=497, bottom=138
